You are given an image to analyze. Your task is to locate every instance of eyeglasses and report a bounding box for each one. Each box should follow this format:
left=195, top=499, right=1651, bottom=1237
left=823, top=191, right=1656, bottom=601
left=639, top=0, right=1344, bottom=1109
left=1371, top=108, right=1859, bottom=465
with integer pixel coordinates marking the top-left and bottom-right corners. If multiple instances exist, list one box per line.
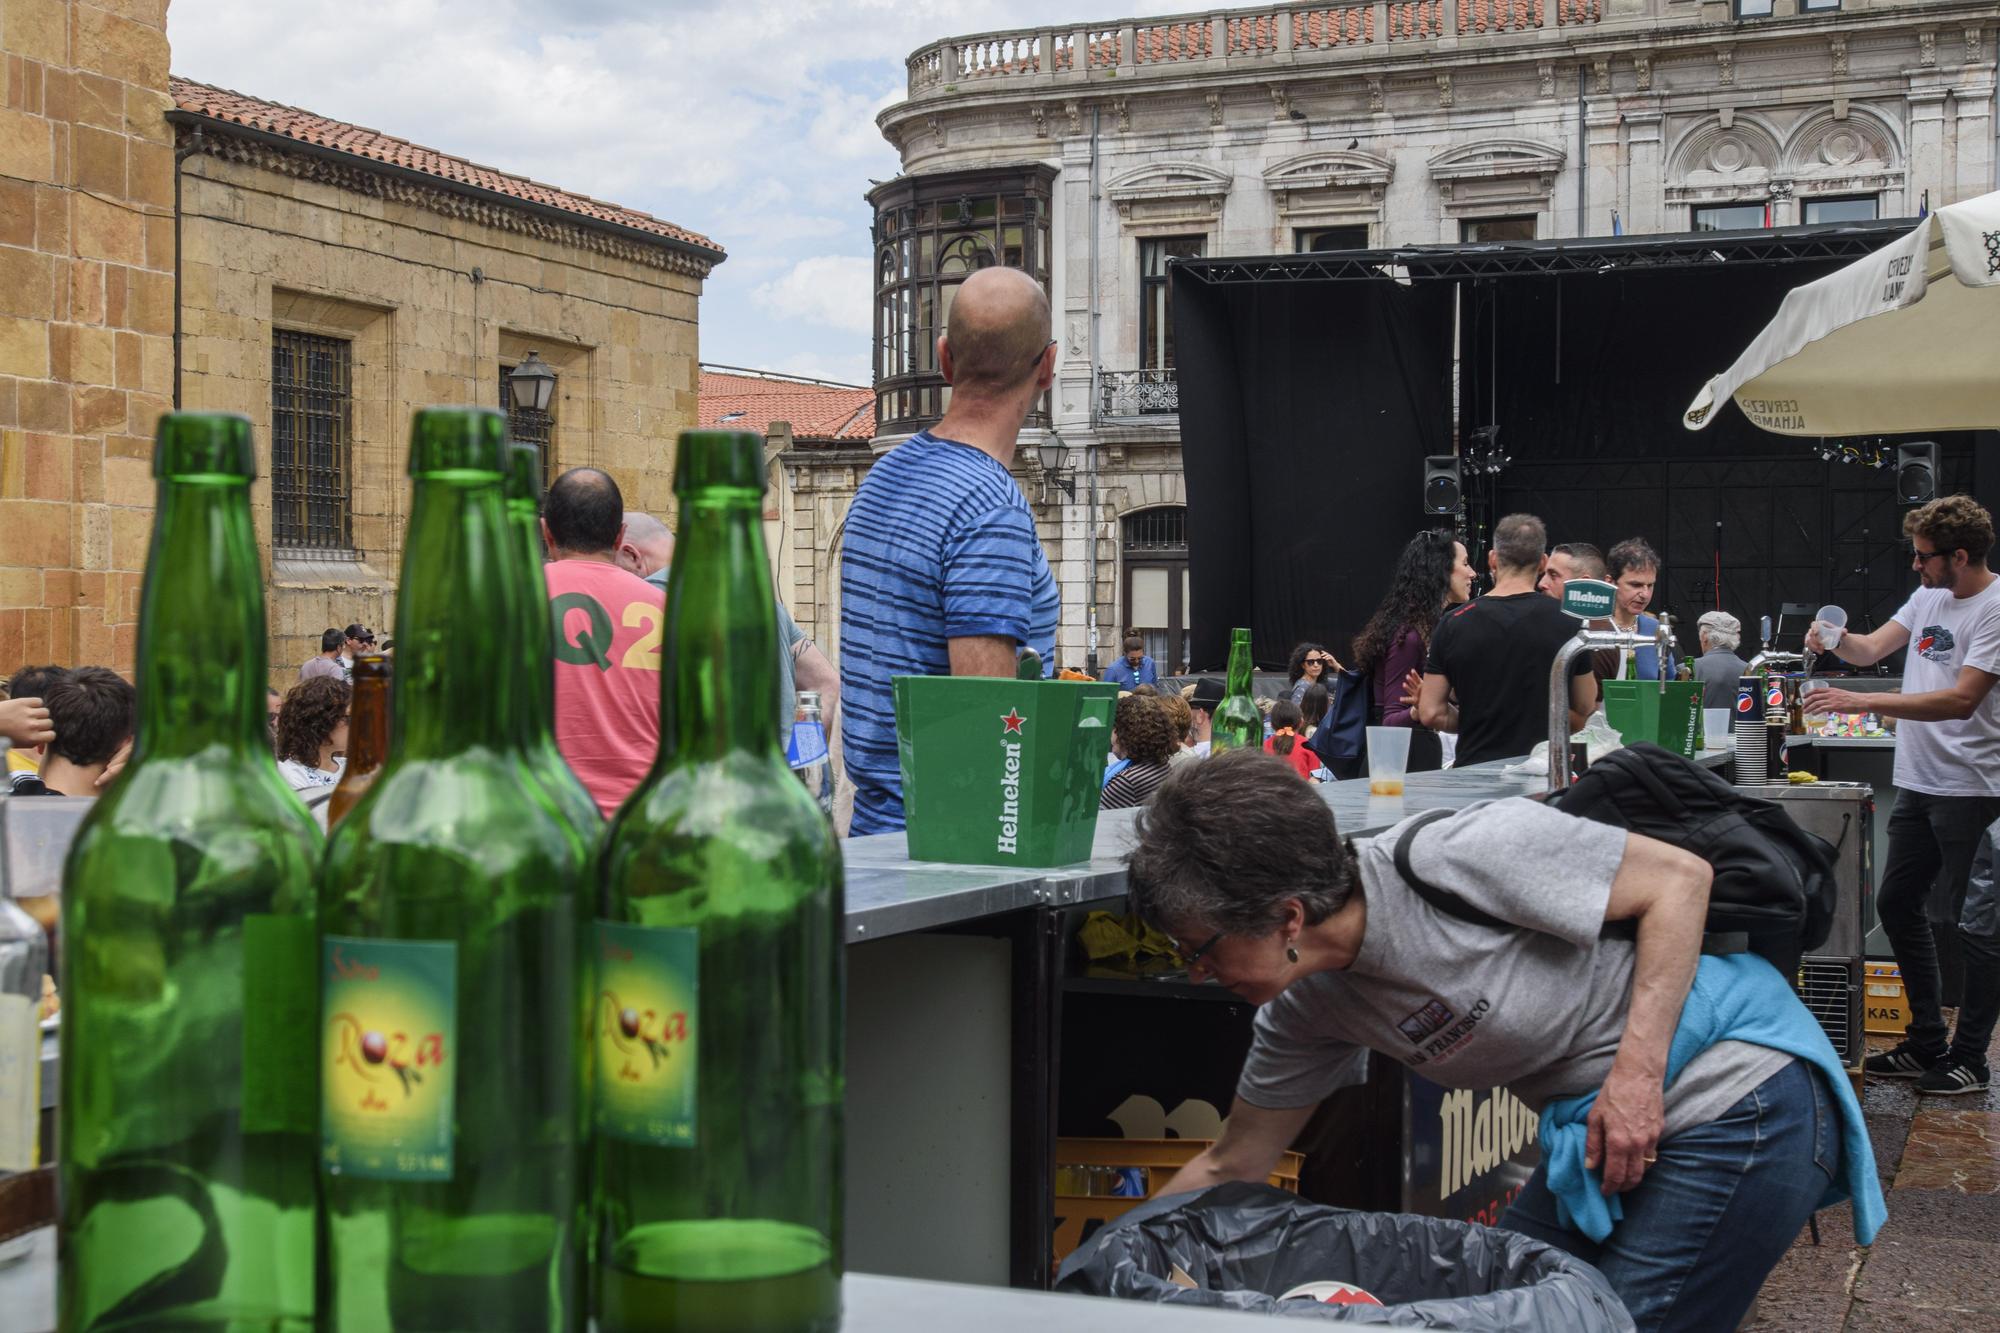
left=1166, top=929, right=1225, bottom=970
left=1025, top=338, right=1057, bottom=372
left=1910, top=546, right=1953, bottom=564
left=1308, top=655, right=1334, bottom=666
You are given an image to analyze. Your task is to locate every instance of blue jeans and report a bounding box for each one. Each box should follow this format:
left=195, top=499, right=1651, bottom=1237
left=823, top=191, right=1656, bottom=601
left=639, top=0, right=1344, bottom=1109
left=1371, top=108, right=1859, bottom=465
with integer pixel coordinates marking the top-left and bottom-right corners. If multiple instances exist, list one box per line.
left=1501, top=1060, right=1836, bottom=1333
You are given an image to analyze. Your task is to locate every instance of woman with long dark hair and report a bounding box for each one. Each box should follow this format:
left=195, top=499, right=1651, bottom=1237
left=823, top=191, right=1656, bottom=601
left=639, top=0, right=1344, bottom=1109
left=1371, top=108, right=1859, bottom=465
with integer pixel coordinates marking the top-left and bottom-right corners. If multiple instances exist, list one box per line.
left=1350, top=528, right=1474, bottom=772
left=1285, top=642, right=1340, bottom=706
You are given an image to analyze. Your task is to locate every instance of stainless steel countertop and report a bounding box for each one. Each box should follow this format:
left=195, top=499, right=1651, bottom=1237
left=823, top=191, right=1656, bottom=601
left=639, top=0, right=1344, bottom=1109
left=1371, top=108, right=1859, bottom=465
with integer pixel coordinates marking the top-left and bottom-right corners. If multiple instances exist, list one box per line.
left=4, top=752, right=1728, bottom=944
left=843, top=753, right=1723, bottom=941
left=0, top=1234, right=1296, bottom=1332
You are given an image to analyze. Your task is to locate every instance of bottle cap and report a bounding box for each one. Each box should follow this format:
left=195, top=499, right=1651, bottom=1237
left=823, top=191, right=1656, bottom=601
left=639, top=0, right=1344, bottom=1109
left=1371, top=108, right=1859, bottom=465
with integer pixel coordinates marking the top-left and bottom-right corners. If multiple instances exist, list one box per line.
left=408, top=407, right=508, bottom=476
left=504, top=441, right=544, bottom=504
left=154, top=412, right=256, bottom=480
left=673, top=430, right=767, bottom=496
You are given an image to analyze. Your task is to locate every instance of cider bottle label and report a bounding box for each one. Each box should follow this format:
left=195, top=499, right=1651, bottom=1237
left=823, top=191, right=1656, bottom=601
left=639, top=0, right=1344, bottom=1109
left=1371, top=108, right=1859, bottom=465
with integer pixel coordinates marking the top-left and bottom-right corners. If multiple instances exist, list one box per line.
left=594, top=921, right=698, bottom=1147
left=320, top=936, right=457, bottom=1181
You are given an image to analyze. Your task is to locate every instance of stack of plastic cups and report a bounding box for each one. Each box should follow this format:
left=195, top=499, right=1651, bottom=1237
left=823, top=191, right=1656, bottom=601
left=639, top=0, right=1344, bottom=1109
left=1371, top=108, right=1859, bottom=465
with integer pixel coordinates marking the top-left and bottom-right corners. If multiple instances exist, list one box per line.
left=1729, top=675, right=1765, bottom=786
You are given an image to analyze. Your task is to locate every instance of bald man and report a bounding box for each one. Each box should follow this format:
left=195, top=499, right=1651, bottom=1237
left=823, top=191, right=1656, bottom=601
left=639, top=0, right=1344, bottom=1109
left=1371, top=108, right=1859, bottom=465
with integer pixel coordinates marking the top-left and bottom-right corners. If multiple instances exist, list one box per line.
left=839, top=265, right=1062, bottom=835
left=617, top=510, right=677, bottom=588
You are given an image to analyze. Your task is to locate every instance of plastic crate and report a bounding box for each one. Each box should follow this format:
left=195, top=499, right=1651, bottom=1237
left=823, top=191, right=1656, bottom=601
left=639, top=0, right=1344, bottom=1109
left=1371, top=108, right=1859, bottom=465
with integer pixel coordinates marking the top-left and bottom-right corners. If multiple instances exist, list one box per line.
left=1864, top=963, right=1910, bottom=1036
left=1053, top=1137, right=1303, bottom=1266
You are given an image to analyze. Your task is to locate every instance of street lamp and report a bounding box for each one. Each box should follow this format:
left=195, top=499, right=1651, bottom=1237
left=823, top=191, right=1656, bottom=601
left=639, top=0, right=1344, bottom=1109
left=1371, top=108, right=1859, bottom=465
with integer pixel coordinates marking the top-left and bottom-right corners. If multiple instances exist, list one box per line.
left=1037, top=433, right=1074, bottom=501
left=507, top=351, right=557, bottom=414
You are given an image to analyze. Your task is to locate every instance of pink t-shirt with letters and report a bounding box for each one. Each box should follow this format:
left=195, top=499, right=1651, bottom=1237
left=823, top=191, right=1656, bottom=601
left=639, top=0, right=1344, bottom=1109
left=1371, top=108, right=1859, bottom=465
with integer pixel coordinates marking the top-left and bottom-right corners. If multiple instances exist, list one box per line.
left=545, top=558, right=664, bottom=816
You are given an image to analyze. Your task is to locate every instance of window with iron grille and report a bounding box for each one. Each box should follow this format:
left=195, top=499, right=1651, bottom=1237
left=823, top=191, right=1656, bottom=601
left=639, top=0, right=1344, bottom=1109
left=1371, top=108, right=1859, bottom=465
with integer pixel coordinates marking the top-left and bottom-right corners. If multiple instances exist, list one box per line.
left=271, top=329, right=353, bottom=551
left=499, top=366, right=557, bottom=490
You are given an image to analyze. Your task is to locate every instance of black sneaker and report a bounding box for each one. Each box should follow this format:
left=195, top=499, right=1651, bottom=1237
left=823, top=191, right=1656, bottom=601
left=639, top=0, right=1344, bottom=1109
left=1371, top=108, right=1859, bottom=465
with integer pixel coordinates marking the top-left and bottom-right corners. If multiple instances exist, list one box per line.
left=1864, top=1043, right=1940, bottom=1079
left=1916, top=1056, right=1991, bottom=1095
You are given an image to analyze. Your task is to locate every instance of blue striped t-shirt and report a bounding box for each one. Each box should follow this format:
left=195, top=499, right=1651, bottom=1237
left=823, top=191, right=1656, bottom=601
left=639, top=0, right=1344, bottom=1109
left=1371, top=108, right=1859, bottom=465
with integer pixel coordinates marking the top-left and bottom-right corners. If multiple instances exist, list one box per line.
left=840, top=431, right=1059, bottom=835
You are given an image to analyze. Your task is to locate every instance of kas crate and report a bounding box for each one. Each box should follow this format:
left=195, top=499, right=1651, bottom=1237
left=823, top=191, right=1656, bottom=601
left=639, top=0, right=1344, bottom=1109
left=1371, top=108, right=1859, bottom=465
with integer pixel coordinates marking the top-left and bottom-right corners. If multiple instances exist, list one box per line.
left=894, top=675, right=1117, bottom=867
left=1864, top=963, right=1910, bottom=1036
left=1053, top=1137, right=1304, bottom=1265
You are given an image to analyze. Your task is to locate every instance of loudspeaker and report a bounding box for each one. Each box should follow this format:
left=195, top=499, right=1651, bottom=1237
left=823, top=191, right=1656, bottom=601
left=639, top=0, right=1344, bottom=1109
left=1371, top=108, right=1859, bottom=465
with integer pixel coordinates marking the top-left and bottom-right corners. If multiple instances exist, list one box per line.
left=1897, top=441, right=1938, bottom=505
left=1423, top=455, right=1462, bottom=514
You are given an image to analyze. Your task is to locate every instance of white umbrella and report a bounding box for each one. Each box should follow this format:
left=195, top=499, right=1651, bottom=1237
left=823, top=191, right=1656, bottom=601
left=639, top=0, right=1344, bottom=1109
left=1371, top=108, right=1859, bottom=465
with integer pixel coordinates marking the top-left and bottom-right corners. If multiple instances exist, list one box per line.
left=1684, top=190, right=2000, bottom=435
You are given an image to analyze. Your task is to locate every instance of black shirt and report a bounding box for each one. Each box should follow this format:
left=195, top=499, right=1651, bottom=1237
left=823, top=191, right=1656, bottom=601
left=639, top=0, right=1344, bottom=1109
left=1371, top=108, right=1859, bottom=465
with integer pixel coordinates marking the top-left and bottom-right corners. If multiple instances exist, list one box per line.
left=1426, top=591, right=1595, bottom=768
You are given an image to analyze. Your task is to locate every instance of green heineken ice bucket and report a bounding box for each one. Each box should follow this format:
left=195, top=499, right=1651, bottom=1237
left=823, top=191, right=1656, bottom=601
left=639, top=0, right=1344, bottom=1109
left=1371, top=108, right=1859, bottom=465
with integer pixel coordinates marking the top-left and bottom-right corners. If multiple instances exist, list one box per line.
left=1602, top=680, right=1703, bottom=758
left=894, top=675, right=1118, bottom=867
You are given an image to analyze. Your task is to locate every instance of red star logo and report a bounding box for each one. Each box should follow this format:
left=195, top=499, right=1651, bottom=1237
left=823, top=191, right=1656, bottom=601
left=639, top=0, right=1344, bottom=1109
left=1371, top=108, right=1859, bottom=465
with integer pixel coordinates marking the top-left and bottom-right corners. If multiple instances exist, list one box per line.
left=1001, top=709, right=1026, bottom=734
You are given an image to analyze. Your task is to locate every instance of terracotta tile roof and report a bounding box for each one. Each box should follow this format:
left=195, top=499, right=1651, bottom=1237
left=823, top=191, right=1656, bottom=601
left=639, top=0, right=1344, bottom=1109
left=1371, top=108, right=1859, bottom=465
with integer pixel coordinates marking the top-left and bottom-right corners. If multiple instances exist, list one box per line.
left=699, top=367, right=875, bottom=444
left=169, top=76, right=722, bottom=260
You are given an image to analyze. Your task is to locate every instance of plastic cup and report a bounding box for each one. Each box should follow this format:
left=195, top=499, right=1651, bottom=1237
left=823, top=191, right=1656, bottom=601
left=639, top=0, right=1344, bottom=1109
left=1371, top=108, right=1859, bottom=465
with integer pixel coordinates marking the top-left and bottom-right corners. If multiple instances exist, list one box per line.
left=1812, top=604, right=1847, bottom=651
left=1703, top=708, right=1730, bottom=748
left=1366, top=726, right=1411, bottom=796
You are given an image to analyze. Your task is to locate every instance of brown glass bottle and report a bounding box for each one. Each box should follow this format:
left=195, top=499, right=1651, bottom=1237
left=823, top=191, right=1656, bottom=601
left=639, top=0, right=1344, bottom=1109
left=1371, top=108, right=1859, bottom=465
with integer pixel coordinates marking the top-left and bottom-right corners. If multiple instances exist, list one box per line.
left=328, top=652, right=390, bottom=828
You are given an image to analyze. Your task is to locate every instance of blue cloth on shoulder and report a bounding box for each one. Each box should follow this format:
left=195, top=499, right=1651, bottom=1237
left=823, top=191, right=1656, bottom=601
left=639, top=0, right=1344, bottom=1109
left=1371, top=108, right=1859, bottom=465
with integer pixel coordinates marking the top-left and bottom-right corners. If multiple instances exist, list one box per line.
left=1538, top=952, right=1885, bottom=1245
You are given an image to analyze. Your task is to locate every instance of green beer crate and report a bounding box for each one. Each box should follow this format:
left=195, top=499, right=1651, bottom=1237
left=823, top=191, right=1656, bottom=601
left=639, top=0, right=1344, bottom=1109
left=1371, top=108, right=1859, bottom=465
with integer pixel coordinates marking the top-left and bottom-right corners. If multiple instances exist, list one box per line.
left=894, top=675, right=1118, bottom=867
left=1603, top=680, right=1703, bottom=758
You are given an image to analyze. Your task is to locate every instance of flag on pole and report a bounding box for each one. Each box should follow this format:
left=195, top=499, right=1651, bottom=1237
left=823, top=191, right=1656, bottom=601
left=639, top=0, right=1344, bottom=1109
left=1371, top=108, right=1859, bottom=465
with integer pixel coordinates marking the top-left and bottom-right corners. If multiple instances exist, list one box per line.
left=1763, top=202, right=1773, bottom=228
left=1611, top=209, right=1623, bottom=236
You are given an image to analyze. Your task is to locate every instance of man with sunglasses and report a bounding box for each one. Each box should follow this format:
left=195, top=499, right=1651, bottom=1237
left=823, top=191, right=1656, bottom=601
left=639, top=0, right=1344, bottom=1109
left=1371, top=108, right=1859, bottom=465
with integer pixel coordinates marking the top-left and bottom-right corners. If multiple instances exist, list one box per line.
left=1808, top=495, right=2000, bottom=1094
left=1102, top=635, right=1157, bottom=689
left=839, top=266, right=1061, bottom=835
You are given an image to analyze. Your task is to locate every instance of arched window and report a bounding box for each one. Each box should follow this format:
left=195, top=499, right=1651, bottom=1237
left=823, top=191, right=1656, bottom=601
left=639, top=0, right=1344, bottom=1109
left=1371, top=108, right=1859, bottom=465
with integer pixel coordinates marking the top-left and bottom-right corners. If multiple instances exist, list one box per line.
left=869, top=166, right=1056, bottom=437
left=1122, top=506, right=1189, bottom=674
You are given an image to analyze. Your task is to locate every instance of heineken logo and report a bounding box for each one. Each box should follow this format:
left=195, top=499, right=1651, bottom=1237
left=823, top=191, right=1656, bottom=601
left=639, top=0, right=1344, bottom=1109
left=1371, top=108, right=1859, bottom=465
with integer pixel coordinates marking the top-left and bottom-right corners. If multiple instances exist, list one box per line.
left=995, top=712, right=1025, bottom=856
left=1560, top=578, right=1616, bottom=620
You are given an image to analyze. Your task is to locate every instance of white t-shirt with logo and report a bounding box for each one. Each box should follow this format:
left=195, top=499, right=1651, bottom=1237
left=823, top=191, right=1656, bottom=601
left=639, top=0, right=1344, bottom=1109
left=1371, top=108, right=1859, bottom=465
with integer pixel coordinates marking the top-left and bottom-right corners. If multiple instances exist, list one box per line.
left=1890, top=579, right=2000, bottom=795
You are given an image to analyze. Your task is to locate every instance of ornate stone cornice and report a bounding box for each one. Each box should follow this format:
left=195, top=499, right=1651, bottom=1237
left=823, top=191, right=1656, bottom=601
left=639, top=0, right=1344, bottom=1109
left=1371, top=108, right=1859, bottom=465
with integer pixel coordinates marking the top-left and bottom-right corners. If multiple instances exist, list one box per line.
left=182, top=126, right=717, bottom=280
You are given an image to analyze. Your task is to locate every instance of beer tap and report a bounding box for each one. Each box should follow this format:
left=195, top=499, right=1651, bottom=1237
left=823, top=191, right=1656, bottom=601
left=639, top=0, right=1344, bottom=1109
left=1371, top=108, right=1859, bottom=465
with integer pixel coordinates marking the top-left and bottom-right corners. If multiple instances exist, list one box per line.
left=1548, top=623, right=1653, bottom=793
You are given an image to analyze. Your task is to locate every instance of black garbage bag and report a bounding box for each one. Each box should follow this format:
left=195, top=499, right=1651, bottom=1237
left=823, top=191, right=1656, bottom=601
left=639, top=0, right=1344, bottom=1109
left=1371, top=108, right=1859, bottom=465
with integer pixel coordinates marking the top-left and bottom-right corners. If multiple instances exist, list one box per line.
left=1056, top=1182, right=1632, bottom=1331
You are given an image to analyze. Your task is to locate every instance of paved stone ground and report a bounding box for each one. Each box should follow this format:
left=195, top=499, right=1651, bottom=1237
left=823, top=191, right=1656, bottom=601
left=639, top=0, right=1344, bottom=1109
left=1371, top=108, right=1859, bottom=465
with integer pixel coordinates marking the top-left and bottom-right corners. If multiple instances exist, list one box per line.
left=1746, top=1027, right=2000, bottom=1329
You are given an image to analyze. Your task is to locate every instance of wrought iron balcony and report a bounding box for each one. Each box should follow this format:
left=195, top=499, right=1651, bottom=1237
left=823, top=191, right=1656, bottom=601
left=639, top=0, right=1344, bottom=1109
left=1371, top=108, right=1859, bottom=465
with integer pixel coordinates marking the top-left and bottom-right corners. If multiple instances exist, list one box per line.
left=1099, top=368, right=1180, bottom=418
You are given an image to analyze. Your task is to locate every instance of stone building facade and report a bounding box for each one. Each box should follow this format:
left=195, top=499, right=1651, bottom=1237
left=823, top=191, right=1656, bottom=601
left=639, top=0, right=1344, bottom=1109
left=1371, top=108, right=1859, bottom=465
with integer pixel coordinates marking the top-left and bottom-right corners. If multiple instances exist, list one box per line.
left=816, top=0, right=1998, bottom=674
left=0, top=0, right=177, bottom=676
left=170, top=80, right=720, bottom=682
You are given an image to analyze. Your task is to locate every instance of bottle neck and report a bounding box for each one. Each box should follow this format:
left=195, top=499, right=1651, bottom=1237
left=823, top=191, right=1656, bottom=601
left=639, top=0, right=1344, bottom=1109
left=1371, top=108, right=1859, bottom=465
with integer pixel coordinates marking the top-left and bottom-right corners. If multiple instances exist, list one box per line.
left=391, top=475, right=519, bottom=758
left=133, top=476, right=271, bottom=758
left=506, top=498, right=559, bottom=747
left=661, top=488, right=781, bottom=760
left=1225, top=635, right=1254, bottom=694
left=344, top=673, right=390, bottom=775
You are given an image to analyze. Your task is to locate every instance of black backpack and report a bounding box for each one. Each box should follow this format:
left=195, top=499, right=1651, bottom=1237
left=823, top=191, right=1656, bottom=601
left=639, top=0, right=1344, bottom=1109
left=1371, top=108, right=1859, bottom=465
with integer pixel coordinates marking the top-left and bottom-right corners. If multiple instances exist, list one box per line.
left=1392, top=742, right=1839, bottom=974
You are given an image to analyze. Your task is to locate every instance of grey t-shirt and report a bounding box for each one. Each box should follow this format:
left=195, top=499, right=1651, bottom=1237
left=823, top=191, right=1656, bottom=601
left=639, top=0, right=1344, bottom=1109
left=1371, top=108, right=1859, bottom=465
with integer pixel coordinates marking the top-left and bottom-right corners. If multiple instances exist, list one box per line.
left=1238, top=797, right=1791, bottom=1138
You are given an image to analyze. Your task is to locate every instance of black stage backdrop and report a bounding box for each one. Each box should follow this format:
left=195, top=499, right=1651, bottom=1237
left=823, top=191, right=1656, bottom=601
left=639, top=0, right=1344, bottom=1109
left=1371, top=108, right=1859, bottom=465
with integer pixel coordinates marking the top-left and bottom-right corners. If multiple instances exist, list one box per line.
left=1176, top=247, right=1984, bottom=674
left=1176, top=272, right=1454, bottom=672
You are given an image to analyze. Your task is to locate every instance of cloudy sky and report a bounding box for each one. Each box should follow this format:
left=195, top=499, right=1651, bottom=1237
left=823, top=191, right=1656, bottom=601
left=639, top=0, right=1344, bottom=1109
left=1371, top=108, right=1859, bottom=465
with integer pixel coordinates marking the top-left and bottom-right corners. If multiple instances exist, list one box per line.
left=169, top=0, right=1188, bottom=387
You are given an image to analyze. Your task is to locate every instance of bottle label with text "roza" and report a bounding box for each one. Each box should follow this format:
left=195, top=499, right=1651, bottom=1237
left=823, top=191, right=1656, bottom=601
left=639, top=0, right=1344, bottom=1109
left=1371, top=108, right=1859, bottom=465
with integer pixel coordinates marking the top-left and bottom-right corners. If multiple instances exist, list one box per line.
left=595, top=921, right=698, bottom=1147
left=320, top=936, right=457, bottom=1181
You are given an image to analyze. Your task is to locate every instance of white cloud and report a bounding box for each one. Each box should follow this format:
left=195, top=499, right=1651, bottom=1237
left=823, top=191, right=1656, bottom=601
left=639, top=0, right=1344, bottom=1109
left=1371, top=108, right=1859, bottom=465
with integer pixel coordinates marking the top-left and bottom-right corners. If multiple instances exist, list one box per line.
left=752, top=256, right=874, bottom=336
left=167, top=0, right=1195, bottom=379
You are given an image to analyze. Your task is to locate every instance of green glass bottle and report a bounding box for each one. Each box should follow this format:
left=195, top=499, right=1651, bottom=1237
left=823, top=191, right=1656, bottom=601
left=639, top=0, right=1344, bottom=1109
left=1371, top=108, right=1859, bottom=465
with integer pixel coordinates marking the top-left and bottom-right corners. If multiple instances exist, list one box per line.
left=594, top=431, right=844, bottom=1333
left=60, top=412, right=320, bottom=1331
left=317, top=409, right=587, bottom=1331
left=1210, top=627, right=1263, bottom=752
left=502, top=440, right=603, bottom=842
